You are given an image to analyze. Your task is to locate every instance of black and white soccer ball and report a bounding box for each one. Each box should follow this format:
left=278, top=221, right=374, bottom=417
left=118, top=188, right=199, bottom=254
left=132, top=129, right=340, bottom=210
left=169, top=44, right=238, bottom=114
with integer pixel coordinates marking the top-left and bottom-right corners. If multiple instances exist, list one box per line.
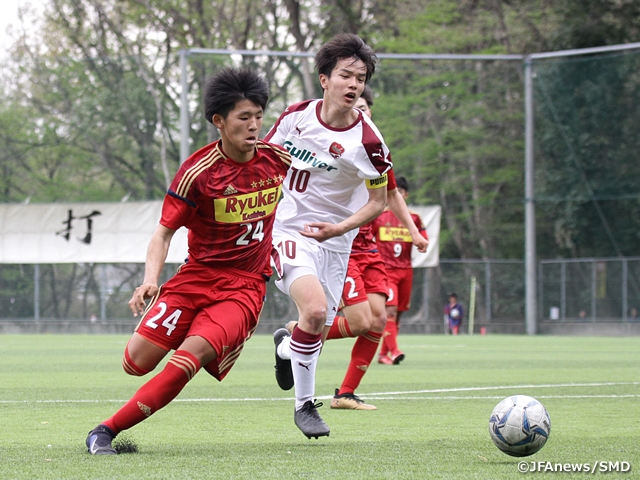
left=489, top=395, right=551, bottom=457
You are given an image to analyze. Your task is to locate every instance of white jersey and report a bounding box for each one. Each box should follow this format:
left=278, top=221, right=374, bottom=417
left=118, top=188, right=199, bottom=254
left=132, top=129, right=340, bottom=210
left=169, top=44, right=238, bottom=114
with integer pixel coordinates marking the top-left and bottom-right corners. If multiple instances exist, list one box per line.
left=264, top=99, right=392, bottom=253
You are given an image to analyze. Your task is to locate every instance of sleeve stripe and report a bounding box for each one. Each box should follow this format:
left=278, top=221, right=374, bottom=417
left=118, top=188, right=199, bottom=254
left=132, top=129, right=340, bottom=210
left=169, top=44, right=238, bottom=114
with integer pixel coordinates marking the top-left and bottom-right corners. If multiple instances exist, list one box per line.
left=175, top=146, right=222, bottom=198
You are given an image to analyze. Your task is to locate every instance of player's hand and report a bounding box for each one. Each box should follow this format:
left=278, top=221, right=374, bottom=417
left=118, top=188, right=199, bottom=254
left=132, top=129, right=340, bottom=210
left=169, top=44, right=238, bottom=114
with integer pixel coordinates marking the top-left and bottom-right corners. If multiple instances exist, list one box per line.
left=413, top=236, right=429, bottom=253
left=300, top=222, right=343, bottom=242
left=129, top=283, right=159, bottom=317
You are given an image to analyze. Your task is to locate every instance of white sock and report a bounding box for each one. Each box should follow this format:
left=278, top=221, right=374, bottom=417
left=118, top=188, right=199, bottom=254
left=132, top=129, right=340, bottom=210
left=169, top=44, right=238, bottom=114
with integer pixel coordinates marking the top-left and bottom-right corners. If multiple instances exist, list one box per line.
left=290, top=337, right=322, bottom=411
left=276, top=335, right=292, bottom=360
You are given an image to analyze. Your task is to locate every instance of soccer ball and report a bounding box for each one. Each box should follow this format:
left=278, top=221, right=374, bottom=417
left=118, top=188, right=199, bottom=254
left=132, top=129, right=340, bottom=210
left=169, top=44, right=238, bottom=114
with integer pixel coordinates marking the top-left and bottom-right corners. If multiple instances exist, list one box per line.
left=488, top=395, right=551, bottom=457
left=450, top=308, right=460, bottom=318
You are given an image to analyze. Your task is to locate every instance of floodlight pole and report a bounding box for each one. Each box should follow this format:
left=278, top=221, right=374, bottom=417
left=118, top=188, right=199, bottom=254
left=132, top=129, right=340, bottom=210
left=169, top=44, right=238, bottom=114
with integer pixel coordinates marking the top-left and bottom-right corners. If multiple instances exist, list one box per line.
left=524, top=56, right=537, bottom=335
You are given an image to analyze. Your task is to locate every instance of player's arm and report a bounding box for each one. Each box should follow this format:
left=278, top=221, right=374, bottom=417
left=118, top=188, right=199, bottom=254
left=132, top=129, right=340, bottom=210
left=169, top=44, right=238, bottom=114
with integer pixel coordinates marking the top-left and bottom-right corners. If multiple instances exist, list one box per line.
left=301, top=183, right=387, bottom=242
left=129, top=224, right=176, bottom=316
left=387, top=188, right=429, bottom=253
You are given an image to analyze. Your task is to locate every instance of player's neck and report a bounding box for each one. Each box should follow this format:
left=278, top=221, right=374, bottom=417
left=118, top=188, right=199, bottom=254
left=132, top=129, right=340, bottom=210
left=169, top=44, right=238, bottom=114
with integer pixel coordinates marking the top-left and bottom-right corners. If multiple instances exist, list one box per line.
left=319, top=99, right=358, bottom=129
left=219, top=139, right=256, bottom=164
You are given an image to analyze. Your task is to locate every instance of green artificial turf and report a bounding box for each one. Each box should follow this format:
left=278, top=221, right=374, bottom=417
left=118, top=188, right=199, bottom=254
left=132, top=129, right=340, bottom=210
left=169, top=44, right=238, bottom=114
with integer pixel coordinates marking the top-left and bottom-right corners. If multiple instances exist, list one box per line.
left=1, top=334, right=638, bottom=479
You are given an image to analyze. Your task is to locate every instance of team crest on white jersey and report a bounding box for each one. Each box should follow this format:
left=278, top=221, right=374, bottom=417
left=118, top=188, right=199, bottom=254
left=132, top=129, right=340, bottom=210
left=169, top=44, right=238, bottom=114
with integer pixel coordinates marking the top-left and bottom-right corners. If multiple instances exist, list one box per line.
left=329, top=141, right=344, bottom=159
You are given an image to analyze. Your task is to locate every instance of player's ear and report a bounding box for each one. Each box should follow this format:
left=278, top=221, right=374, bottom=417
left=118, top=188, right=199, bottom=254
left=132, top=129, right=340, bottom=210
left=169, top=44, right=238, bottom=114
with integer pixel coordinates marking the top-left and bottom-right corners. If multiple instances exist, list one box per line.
left=319, top=73, right=329, bottom=91
left=212, top=113, right=224, bottom=130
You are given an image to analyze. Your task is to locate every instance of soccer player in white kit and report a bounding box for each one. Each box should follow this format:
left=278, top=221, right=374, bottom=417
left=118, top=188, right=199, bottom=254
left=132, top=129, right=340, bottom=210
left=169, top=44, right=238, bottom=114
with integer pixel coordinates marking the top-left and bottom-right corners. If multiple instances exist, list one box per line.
left=265, top=33, right=392, bottom=439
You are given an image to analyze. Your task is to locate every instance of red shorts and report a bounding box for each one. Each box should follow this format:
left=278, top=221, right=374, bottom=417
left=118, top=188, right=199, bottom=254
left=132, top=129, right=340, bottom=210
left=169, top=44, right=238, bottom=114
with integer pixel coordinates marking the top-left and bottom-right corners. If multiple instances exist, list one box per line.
left=135, top=262, right=266, bottom=381
left=341, top=251, right=388, bottom=307
left=386, top=267, right=413, bottom=312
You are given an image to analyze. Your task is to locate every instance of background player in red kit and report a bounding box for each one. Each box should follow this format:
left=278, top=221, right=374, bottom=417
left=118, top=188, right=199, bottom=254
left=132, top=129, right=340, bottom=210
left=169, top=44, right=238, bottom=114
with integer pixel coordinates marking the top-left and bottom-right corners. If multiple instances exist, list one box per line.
left=85, top=67, right=290, bottom=455
left=373, top=176, right=428, bottom=364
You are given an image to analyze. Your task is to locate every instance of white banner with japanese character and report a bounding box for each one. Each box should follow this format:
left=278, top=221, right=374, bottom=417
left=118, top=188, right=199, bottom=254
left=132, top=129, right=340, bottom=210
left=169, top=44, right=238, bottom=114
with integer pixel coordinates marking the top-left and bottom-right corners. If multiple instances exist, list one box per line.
left=0, top=202, right=440, bottom=266
left=409, top=205, right=441, bottom=268
left=0, top=202, right=188, bottom=263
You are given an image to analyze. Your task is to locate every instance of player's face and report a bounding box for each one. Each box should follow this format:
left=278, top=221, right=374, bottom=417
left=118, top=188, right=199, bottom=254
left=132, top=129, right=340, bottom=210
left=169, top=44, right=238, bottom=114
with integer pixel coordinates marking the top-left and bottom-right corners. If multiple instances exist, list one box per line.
left=354, top=97, right=372, bottom=118
left=213, top=99, right=263, bottom=163
left=320, top=57, right=367, bottom=111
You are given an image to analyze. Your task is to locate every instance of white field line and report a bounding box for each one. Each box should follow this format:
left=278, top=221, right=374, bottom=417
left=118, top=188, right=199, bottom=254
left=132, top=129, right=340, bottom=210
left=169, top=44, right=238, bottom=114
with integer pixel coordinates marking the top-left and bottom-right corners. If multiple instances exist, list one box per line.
left=0, top=382, right=637, bottom=404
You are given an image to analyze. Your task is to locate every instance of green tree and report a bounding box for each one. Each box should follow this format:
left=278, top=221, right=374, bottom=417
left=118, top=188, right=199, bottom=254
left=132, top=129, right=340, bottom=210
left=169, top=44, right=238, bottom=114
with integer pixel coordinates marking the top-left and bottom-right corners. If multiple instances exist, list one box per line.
left=370, top=1, right=528, bottom=259
left=534, top=51, right=640, bottom=258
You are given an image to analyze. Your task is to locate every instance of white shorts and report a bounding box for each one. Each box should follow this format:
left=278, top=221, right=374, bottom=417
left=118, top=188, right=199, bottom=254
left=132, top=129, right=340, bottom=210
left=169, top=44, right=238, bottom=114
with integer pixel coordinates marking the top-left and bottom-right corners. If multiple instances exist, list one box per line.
left=271, top=232, right=349, bottom=326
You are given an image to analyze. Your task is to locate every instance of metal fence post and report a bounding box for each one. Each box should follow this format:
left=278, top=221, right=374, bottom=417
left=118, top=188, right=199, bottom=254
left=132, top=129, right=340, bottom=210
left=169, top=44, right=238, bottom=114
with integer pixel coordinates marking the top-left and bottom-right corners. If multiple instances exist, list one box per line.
left=100, top=264, right=108, bottom=321
left=524, top=55, right=537, bottom=335
left=485, top=261, right=491, bottom=322
left=591, top=260, right=597, bottom=320
left=422, top=268, right=429, bottom=329
left=561, top=261, right=566, bottom=320
left=622, top=258, right=628, bottom=320
left=34, top=264, right=40, bottom=321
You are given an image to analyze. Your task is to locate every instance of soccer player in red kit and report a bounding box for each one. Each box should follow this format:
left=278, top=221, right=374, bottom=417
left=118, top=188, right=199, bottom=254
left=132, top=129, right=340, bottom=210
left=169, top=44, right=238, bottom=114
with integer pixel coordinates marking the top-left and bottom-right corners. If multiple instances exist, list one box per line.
left=373, top=176, right=428, bottom=364
left=85, top=67, right=290, bottom=455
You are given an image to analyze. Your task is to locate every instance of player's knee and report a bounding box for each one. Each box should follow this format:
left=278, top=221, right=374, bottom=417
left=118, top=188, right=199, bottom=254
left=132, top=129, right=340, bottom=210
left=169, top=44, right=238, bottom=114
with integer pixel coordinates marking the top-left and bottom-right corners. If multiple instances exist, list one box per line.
left=370, top=313, right=387, bottom=333
left=345, top=313, right=371, bottom=335
left=301, top=305, right=328, bottom=331
left=122, top=348, right=152, bottom=376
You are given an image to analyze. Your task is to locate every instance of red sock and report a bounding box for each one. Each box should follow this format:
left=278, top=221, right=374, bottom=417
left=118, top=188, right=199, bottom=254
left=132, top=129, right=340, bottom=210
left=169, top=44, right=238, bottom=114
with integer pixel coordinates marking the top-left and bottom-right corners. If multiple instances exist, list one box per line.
left=383, top=320, right=401, bottom=356
left=339, top=331, right=382, bottom=394
left=326, top=316, right=354, bottom=340
left=380, top=317, right=396, bottom=357
left=103, top=350, right=200, bottom=434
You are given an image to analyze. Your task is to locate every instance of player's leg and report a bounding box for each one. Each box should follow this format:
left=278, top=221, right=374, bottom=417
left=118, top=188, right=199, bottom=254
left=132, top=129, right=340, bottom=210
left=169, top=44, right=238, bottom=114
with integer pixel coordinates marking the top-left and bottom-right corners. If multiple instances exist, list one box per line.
left=330, top=300, right=372, bottom=337
left=119, top=264, right=204, bottom=376
left=122, top=333, right=168, bottom=376
left=390, top=268, right=412, bottom=363
left=380, top=270, right=401, bottom=364
left=285, top=274, right=331, bottom=437
left=379, top=304, right=397, bottom=365
left=326, top=258, right=370, bottom=339
left=87, top=264, right=222, bottom=454
left=331, top=291, right=386, bottom=410
left=272, top=243, right=347, bottom=438
left=87, top=335, right=215, bottom=455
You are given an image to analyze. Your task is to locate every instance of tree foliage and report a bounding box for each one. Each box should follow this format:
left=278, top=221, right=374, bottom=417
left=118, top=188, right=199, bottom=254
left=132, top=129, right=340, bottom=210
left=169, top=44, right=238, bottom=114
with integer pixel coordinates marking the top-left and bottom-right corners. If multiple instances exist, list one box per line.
left=0, top=0, right=638, bottom=260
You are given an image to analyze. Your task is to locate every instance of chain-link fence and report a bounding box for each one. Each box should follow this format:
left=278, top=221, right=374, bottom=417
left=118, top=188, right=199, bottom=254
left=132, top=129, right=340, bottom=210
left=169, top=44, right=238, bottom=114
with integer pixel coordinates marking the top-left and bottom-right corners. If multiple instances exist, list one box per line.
left=3, top=258, right=639, bottom=333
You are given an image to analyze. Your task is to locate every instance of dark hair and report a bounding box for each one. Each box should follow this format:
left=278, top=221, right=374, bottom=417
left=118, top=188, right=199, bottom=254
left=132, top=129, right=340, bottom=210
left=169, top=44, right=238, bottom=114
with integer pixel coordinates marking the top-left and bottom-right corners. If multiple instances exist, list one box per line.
left=396, top=175, right=409, bottom=192
left=449, top=293, right=457, bottom=298
left=203, top=67, right=269, bottom=123
left=360, top=85, right=374, bottom=107
left=315, top=33, right=377, bottom=84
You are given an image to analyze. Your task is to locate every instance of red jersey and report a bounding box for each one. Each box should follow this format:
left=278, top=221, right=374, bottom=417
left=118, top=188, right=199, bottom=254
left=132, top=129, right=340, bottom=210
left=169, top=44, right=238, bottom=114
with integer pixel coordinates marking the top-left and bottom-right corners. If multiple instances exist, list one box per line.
left=373, top=209, right=427, bottom=269
left=161, top=140, right=290, bottom=277
left=351, top=169, right=397, bottom=254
